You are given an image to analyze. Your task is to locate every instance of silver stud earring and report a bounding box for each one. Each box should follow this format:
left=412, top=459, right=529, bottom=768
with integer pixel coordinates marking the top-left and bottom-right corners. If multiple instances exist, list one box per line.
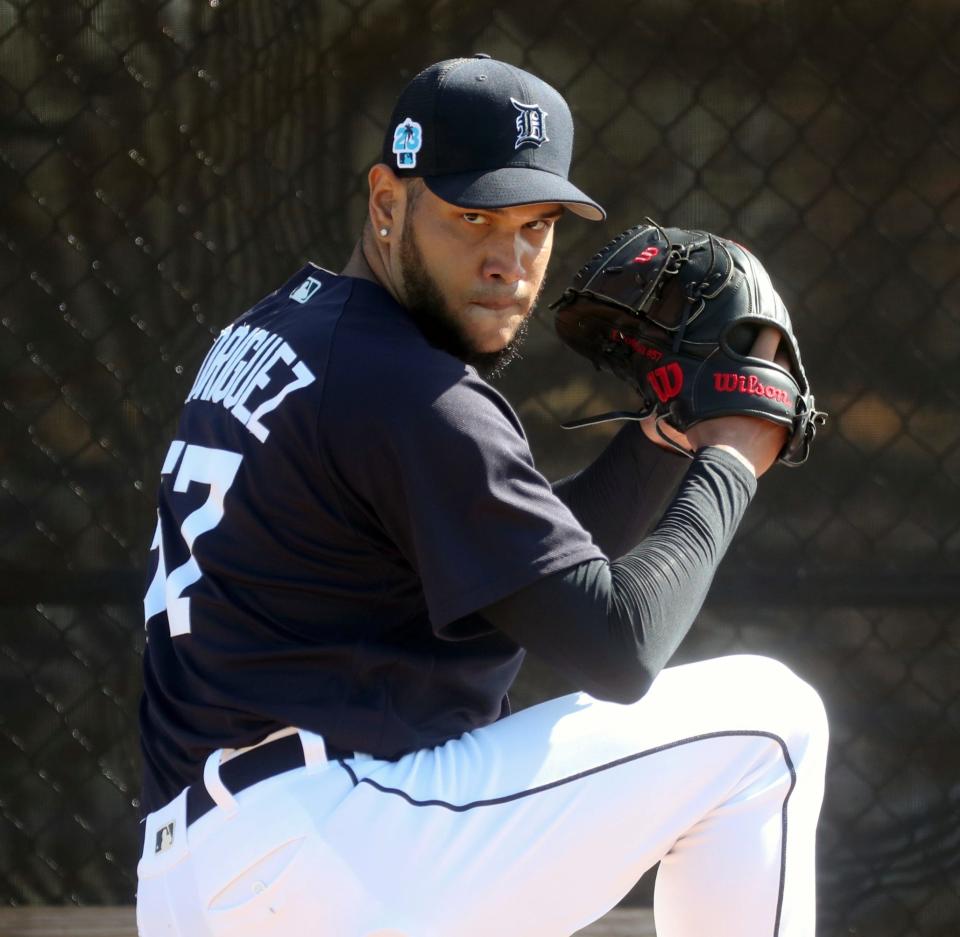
left=379, top=227, right=389, bottom=237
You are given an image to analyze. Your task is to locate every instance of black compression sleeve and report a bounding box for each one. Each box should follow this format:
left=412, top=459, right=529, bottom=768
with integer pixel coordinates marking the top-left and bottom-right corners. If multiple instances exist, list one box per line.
left=551, top=422, right=690, bottom=557
left=481, top=447, right=756, bottom=703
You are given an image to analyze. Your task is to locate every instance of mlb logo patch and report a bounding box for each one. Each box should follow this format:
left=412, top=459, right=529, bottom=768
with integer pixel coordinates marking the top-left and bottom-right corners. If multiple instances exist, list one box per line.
left=290, top=276, right=322, bottom=304
left=155, top=821, right=175, bottom=854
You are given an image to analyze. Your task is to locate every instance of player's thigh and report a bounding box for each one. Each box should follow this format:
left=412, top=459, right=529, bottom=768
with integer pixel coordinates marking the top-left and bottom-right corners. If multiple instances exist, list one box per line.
left=365, top=653, right=825, bottom=811
left=326, top=654, right=827, bottom=936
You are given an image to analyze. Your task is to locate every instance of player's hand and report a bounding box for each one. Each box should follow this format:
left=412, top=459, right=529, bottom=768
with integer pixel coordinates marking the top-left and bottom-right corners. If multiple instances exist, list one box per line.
left=640, top=327, right=790, bottom=478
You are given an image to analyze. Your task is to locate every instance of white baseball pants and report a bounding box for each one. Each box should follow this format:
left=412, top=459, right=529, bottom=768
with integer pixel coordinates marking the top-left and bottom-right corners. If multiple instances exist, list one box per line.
left=136, top=654, right=828, bottom=937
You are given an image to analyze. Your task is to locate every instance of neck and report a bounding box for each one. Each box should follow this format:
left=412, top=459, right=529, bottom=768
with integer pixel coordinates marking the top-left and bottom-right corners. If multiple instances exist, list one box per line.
left=340, top=233, right=403, bottom=307
left=339, top=239, right=378, bottom=282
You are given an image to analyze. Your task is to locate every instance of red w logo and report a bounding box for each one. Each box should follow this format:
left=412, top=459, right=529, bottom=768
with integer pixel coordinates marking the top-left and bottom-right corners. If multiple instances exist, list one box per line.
left=647, top=362, right=683, bottom=403
left=633, top=246, right=660, bottom=264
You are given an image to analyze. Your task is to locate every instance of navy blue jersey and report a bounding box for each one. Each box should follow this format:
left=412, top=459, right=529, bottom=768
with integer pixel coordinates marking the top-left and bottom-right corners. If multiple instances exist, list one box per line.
left=139, top=266, right=603, bottom=814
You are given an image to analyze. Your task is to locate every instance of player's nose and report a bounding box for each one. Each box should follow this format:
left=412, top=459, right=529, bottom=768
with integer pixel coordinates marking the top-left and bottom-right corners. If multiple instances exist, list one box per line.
left=481, top=232, right=527, bottom=285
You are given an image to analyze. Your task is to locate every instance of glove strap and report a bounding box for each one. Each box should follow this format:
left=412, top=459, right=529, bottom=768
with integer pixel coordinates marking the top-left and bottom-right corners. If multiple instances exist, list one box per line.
left=560, top=411, right=695, bottom=461
left=560, top=410, right=648, bottom=430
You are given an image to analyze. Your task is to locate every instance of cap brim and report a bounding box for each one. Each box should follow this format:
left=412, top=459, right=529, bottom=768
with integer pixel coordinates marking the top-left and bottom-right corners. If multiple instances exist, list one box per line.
left=424, top=167, right=605, bottom=221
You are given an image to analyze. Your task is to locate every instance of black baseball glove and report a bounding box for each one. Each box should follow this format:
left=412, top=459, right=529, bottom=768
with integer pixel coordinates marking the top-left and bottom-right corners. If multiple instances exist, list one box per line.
left=551, top=221, right=827, bottom=466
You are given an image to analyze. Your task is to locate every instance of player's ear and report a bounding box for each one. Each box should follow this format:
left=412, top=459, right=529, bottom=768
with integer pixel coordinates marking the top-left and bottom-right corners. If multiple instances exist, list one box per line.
left=368, top=163, right=403, bottom=238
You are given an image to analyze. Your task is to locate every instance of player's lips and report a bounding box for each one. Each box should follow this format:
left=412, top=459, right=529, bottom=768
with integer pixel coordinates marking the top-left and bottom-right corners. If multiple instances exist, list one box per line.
left=471, top=297, right=524, bottom=311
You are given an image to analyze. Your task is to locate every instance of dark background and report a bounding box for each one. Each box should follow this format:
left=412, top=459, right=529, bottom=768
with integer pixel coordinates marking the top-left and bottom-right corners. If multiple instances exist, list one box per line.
left=1, top=1, right=958, bottom=934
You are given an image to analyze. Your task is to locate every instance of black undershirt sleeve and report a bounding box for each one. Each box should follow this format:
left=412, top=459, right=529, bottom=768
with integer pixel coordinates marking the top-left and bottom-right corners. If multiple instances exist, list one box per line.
left=550, top=422, right=690, bottom=556
left=479, top=445, right=757, bottom=704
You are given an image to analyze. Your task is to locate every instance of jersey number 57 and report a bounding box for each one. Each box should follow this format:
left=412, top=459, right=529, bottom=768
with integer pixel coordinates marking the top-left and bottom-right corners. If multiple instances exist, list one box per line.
left=143, top=440, right=242, bottom=636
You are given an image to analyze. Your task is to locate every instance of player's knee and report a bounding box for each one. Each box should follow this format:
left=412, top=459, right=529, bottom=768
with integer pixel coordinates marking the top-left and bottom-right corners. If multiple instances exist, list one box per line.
left=727, top=653, right=829, bottom=755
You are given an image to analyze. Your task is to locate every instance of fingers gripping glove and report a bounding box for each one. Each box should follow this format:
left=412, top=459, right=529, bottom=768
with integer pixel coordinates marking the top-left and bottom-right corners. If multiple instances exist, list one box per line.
left=550, top=221, right=827, bottom=466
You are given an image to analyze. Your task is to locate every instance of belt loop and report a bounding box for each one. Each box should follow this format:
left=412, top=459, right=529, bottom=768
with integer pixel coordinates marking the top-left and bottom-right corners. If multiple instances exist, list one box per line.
left=203, top=748, right=239, bottom=818
left=298, top=728, right=329, bottom=776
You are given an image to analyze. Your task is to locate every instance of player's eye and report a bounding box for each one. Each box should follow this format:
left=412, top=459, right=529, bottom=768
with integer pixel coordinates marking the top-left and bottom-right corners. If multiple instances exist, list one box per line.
left=526, top=219, right=552, bottom=232
left=461, top=212, right=489, bottom=225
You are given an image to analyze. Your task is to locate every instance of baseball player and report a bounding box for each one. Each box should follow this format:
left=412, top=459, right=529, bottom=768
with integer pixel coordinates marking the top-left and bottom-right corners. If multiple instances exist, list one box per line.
left=135, top=56, right=828, bottom=937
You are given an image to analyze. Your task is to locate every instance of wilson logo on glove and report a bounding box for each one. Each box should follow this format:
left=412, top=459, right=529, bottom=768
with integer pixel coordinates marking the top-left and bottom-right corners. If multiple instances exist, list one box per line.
left=714, top=373, right=791, bottom=405
left=647, top=363, right=683, bottom=403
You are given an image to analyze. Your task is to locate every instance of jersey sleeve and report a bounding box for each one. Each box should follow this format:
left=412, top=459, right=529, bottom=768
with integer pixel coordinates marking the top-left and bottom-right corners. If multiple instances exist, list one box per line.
left=318, top=361, right=605, bottom=628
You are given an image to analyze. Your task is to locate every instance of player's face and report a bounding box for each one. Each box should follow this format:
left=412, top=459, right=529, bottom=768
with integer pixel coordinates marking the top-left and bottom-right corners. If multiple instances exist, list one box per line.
left=397, top=184, right=561, bottom=376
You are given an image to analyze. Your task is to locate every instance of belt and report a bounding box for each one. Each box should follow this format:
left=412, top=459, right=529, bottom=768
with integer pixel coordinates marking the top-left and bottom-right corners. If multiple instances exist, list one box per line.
left=185, top=732, right=354, bottom=827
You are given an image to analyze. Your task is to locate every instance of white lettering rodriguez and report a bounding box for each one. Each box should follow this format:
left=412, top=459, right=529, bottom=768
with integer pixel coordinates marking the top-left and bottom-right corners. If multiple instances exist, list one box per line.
left=185, top=326, right=316, bottom=442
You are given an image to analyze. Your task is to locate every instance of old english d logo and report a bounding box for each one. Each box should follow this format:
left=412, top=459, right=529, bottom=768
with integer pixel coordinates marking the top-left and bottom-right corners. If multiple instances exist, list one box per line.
left=647, top=362, right=683, bottom=403
left=511, top=98, right=548, bottom=149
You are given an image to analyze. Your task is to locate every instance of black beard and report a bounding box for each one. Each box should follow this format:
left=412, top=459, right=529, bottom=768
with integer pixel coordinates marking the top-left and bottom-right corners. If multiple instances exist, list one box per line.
left=398, top=221, right=532, bottom=380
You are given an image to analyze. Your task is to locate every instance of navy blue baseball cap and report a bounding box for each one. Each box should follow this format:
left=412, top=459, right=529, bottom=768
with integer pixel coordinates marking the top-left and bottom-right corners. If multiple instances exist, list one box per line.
left=381, top=55, right=605, bottom=221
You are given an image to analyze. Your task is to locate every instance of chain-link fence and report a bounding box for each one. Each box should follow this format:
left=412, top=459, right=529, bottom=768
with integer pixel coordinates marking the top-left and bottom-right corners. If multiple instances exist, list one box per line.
left=1, top=0, right=958, bottom=933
